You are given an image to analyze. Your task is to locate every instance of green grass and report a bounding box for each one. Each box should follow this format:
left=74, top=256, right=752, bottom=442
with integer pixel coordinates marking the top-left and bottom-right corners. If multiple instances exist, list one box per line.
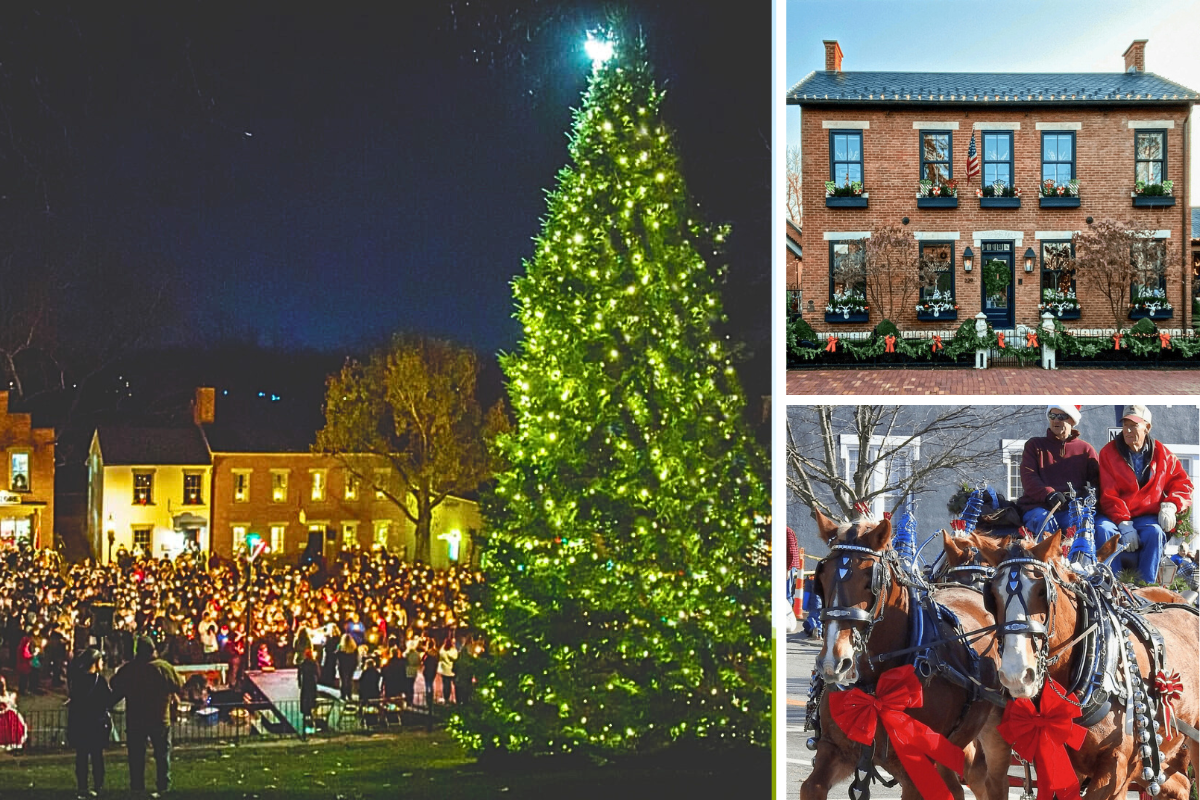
left=0, top=731, right=768, bottom=799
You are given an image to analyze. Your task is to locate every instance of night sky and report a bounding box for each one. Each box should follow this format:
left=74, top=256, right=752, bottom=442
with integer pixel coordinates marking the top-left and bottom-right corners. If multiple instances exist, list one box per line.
left=2, top=3, right=770, bottom=391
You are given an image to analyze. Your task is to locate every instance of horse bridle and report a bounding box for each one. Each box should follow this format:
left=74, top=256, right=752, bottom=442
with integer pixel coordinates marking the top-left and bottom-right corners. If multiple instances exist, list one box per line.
left=938, top=545, right=994, bottom=592
left=817, top=543, right=894, bottom=664
left=992, top=555, right=1068, bottom=683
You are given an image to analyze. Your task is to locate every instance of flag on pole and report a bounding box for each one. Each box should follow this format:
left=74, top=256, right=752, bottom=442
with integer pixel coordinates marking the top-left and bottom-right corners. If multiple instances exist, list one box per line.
left=966, top=129, right=980, bottom=181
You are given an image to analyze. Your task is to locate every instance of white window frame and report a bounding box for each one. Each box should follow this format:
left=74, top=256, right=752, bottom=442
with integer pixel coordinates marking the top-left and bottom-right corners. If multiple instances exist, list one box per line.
left=8, top=450, right=31, bottom=493
left=269, top=523, right=287, bottom=554
left=373, top=519, right=390, bottom=548
left=183, top=471, right=205, bottom=505
left=270, top=469, right=290, bottom=503
left=310, top=469, right=327, bottom=502
left=342, top=520, right=359, bottom=548
left=343, top=472, right=359, bottom=501
left=1002, top=439, right=1028, bottom=502
left=838, top=434, right=922, bottom=518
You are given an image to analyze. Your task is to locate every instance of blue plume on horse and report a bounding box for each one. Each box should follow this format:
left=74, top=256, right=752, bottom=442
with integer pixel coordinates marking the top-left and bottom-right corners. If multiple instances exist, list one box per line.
left=892, top=506, right=918, bottom=566
left=1069, top=487, right=1099, bottom=565
left=1065, top=497, right=1084, bottom=538
left=961, top=488, right=985, bottom=535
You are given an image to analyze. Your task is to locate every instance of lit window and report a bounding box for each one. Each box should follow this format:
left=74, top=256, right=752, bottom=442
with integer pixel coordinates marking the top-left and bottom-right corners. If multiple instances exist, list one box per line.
left=344, top=521, right=360, bottom=548
left=9, top=452, right=30, bottom=493
left=311, top=470, right=327, bottom=502
left=374, top=469, right=389, bottom=499
left=183, top=472, right=203, bottom=505
left=232, top=525, right=248, bottom=548
left=269, top=524, right=286, bottom=553
left=373, top=520, right=390, bottom=548
left=271, top=471, right=288, bottom=503
left=133, top=472, right=154, bottom=505
left=133, top=527, right=153, bottom=552
left=344, top=473, right=359, bottom=501
left=233, top=471, right=251, bottom=503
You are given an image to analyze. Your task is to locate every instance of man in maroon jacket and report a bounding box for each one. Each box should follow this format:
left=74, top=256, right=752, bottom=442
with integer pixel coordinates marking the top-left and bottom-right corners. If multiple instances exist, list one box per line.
left=1017, top=402, right=1100, bottom=536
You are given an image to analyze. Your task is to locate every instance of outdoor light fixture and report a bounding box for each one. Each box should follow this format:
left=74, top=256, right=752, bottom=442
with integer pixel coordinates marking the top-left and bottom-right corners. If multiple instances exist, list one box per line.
left=1024, top=247, right=1036, bottom=273
left=963, top=246, right=974, bottom=272
left=585, top=33, right=615, bottom=70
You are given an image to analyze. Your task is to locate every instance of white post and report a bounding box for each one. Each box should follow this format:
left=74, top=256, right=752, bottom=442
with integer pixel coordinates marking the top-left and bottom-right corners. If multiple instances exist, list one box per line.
left=1041, top=312, right=1057, bottom=370
left=974, top=312, right=989, bottom=370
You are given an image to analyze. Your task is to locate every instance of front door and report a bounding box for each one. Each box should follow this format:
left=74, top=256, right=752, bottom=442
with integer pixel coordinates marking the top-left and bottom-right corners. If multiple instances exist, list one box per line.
left=981, top=241, right=1014, bottom=328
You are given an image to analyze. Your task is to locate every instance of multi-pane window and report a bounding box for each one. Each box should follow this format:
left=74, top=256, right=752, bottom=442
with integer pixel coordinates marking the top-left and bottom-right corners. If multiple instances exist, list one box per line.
left=829, top=240, right=866, bottom=300
left=829, top=130, right=863, bottom=186
left=311, top=469, right=327, bottom=502
left=344, top=473, right=359, bottom=501
left=1041, top=133, right=1074, bottom=186
left=271, top=471, right=289, bottom=503
left=982, top=132, right=1013, bottom=187
left=133, top=472, right=154, bottom=505
left=374, top=469, right=389, bottom=500
left=232, top=525, right=248, bottom=548
left=133, top=527, right=153, bottom=552
left=343, top=521, right=359, bottom=548
left=1135, top=131, right=1165, bottom=184
left=9, top=452, right=30, bottom=492
left=373, top=520, right=390, bottom=548
left=233, top=471, right=251, bottom=503
left=269, top=524, right=286, bottom=554
left=1041, top=241, right=1075, bottom=294
left=841, top=436, right=920, bottom=519
left=183, top=472, right=203, bottom=505
left=920, top=131, right=952, bottom=183
left=919, top=242, right=955, bottom=301
left=1002, top=440, right=1027, bottom=501
left=1131, top=239, right=1168, bottom=295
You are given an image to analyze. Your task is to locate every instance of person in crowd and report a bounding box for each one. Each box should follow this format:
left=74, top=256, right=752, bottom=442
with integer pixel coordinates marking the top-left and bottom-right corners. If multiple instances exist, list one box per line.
left=1097, top=404, right=1194, bottom=584
left=17, top=631, right=37, bottom=695
left=381, top=645, right=406, bottom=706
left=335, top=634, right=359, bottom=703
left=297, top=648, right=320, bottom=734
left=453, top=635, right=475, bottom=707
left=437, top=634, right=458, bottom=704
left=320, top=627, right=340, bottom=687
left=1017, top=402, right=1099, bottom=535
left=67, top=649, right=112, bottom=797
left=109, top=636, right=184, bottom=797
left=0, top=675, right=28, bottom=752
left=358, top=657, right=383, bottom=726
left=403, top=638, right=423, bottom=707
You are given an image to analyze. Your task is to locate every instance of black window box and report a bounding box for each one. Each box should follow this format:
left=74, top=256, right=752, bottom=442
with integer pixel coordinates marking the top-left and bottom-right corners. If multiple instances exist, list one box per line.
left=825, top=311, right=869, bottom=323
left=1039, top=196, right=1080, bottom=208
left=826, top=196, right=868, bottom=208
left=916, top=309, right=958, bottom=321
left=916, top=197, right=958, bottom=209
left=1129, top=308, right=1173, bottom=320
left=1041, top=308, right=1080, bottom=320
left=979, top=197, right=1021, bottom=208
left=1132, top=195, right=1175, bottom=208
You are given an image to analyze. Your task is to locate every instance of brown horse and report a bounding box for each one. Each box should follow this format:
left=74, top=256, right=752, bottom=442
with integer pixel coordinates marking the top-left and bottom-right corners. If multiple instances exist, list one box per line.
left=967, top=531, right=1199, bottom=800
left=800, top=512, right=1011, bottom=800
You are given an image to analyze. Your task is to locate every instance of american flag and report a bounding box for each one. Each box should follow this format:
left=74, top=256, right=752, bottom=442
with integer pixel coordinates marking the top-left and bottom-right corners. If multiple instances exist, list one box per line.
left=966, top=130, right=980, bottom=181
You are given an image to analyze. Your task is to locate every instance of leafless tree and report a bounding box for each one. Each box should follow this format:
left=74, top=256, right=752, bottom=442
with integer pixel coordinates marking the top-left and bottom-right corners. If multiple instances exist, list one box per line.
left=857, top=226, right=936, bottom=321
left=786, top=405, right=1040, bottom=519
left=785, top=144, right=802, bottom=224
left=1074, top=219, right=1174, bottom=329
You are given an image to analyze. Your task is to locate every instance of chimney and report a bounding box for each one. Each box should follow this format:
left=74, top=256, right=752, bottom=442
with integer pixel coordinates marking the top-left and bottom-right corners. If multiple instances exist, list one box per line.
left=824, top=40, right=843, bottom=72
left=1123, top=39, right=1147, bottom=73
left=193, top=386, right=216, bottom=426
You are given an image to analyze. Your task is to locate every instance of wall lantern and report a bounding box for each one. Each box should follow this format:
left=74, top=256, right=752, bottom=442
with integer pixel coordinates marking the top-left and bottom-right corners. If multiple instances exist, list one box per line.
left=1024, top=247, right=1037, bottom=273
left=962, top=246, right=974, bottom=272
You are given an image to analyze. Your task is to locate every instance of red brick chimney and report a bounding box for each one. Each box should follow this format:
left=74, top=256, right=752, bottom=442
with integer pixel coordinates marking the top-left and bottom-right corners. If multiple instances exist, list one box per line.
left=193, top=386, right=216, bottom=426
left=824, top=40, right=843, bottom=72
left=1123, top=39, right=1147, bottom=73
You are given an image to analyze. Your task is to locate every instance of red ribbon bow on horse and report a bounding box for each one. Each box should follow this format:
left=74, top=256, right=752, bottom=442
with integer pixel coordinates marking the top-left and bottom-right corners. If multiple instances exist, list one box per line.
left=827, top=665, right=965, bottom=800
left=884, top=334, right=896, bottom=353
left=826, top=335, right=838, bottom=353
left=996, top=331, right=1006, bottom=349
left=1159, top=332, right=1172, bottom=349
left=1026, top=331, right=1039, bottom=348
left=997, top=678, right=1087, bottom=800
left=931, top=335, right=943, bottom=353
left=1112, top=333, right=1122, bottom=350
left=1156, top=670, right=1184, bottom=739
left=951, top=519, right=966, bottom=533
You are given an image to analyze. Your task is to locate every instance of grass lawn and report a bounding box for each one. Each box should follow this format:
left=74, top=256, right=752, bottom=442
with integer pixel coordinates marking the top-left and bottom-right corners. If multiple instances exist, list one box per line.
left=0, top=731, right=769, bottom=798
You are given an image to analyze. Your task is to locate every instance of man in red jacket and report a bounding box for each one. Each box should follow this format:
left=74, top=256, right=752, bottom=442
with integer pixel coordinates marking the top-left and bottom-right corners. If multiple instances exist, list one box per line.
left=1096, top=405, right=1193, bottom=583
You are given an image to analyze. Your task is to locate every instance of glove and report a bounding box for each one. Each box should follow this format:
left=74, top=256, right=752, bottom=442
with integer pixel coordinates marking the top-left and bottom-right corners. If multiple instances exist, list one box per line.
left=1159, top=502, right=1178, bottom=532
left=1118, top=520, right=1140, bottom=551
left=1047, top=492, right=1068, bottom=510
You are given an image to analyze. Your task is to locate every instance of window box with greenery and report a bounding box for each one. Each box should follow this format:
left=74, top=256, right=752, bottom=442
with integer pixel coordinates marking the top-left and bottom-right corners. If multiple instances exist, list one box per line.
left=1039, top=288, right=1080, bottom=319
left=1040, top=241, right=1078, bottom=319
left=916, top=179, right=958, bottom=208
left=825, top=288, right=869, bottom=322
left=1039, top=178, right=1080, bottom=208
left=825, top=180, right=867, bottom=208
left=915, top=288, right=958, bottom=320
left=977, top=180, right=1021, bottom=208
left=1131, top=179, right=1175, bottom=207
left=1129, top=287, right=1173, bottom=320
left=915, top=242, right=956, bottom=320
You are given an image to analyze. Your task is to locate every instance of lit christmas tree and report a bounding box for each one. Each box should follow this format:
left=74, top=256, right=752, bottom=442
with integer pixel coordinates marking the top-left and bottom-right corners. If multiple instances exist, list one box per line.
left=452, top=28, right=770, bottom=758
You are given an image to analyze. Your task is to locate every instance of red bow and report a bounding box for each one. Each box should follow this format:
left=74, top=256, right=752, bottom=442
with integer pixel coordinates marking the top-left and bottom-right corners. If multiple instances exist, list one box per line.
left=826, top=335, right=838, bottom=353
left=854, top=502, right=872, bottom=516
left=951, top=519, right=966, bottom=532
left=1159, top=332, right=1172, bottom=349
left=997, top=679, right=1087, bottom=800
left=828, top=665, right=965, bottom=800
left=1156, top=670, right=1184, bottom=739
left=931, top=335, right=943, bottom=353
left=1018, top=526, right=1034, bottom=540
left=885, top=334, right=896, bottom=353
left=1026, top=331, right=1039, bottom=348
left=996, top=332, right=1006, bottom=349
left=1112, top=333, right=1122, bottom=350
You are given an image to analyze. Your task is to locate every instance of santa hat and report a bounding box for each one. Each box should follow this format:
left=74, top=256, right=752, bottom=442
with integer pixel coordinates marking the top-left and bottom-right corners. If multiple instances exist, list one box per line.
left=1046, top=402, right=1081, bottom=425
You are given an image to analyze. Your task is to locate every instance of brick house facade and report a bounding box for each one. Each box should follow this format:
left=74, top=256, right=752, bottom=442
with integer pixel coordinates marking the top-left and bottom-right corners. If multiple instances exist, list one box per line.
left=788, top=39, right=1197, bottom=335
left=0, top=392, right=55, bottom=550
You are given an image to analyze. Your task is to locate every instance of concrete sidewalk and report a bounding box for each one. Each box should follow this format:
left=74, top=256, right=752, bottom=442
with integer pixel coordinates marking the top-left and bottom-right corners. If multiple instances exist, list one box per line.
left=787, top=367, right=1200, bottom=395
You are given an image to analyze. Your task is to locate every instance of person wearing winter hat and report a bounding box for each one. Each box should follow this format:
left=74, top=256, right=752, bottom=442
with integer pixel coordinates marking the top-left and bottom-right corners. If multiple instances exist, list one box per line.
left=1016, top=403, right=1100, bottom=536
left=1096, top=404, right=1193, bottom=583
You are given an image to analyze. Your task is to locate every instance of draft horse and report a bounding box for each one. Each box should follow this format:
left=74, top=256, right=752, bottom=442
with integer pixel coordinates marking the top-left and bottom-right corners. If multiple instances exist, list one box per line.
left=799, top=512, right=1011, bottom=800
left=967, top=531, right=1199, bottom=799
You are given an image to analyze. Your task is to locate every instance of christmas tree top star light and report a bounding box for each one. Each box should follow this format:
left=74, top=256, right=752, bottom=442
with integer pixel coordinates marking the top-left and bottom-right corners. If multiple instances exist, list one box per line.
left=450, top=25, right=770, bottom=759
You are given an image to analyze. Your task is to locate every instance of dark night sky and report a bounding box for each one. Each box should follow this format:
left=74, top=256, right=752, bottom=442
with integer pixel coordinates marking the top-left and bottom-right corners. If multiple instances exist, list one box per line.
left=6, top=3, right=770, bottom=390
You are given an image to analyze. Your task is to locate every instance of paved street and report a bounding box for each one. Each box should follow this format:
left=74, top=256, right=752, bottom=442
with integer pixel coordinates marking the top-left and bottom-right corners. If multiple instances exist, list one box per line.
left=787, top=367, right=1200, bottom=395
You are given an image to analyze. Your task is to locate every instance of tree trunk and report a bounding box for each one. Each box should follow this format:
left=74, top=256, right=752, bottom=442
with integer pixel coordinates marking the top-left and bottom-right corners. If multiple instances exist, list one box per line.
left=414, top=494, right=432, bottom=564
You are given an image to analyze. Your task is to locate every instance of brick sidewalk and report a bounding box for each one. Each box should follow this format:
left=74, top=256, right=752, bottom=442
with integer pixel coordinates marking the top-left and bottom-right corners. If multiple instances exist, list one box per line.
left=787, top=367, right=1200, bottom=395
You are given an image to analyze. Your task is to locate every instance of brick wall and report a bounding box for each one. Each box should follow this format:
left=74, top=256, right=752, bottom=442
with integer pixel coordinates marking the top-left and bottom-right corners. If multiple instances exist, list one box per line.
left=0, top=392, right=55, bottom=550
left=799, top=105, right=1192, bottom=332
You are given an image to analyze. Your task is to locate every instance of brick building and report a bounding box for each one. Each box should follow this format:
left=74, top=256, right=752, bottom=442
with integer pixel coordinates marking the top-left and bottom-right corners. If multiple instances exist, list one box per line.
left=0, top=392, right=55, bottom=550
left=787, top=39, right=1197, bottom=335
left=786, top=219, right=803, bottom=314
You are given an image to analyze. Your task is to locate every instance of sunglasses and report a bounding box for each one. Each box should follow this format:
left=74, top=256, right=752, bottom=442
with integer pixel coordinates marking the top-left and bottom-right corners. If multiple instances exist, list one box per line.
left=1047, top=412, right=1073, bottom=421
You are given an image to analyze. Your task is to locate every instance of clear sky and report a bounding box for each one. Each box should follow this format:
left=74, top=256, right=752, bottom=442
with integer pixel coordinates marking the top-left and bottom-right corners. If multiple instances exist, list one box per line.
left=786, top=0, right=1200, bottom=203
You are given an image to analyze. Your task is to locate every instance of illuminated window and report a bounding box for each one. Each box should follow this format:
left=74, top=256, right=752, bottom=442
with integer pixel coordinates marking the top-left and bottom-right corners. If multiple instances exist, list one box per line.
left=133, top=527, right=152, bottom=551
left=438, top=528, right=462, bottom=562
left=311, top=469, right=327, bottom=502
left=374, top=469, right=389, bottom=499
left=343, top=521, right=360, bottom=548
left=271, top=471, right=289, bottom=503
left=373, top=520, right=390, bottom=548
left=133, top=472, right=154, bottom=505
left=233, top=471, right=251, bottom=503
left=344, top=473, right=359, bottom=501
left=183, top=472, right=203, bottom=505
left=269, top=524, right=286, bottom=553
left=9, top=452, right=30, bottom=493
left=232, top=524, right=248, bottom=548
